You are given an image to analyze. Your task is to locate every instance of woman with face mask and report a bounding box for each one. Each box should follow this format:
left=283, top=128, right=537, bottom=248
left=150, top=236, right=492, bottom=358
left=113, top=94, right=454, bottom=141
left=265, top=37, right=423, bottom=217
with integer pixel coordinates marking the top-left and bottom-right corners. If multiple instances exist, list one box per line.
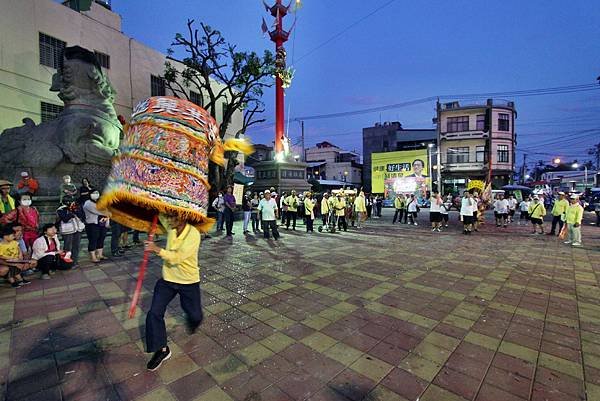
left=17, top=194, right=39, bottom=255
left=83, top=190, right=109, bottom=262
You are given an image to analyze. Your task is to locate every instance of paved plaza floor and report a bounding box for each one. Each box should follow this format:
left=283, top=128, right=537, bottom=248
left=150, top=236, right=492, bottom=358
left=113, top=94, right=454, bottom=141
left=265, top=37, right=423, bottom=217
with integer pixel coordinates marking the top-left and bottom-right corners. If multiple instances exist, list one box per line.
left=1, top=209, right=599, bottom=401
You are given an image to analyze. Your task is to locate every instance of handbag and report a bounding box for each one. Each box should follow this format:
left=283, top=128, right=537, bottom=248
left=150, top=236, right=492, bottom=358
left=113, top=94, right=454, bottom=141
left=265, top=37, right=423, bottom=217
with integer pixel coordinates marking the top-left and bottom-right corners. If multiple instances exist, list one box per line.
left=558, top=224, right=568, bottom=240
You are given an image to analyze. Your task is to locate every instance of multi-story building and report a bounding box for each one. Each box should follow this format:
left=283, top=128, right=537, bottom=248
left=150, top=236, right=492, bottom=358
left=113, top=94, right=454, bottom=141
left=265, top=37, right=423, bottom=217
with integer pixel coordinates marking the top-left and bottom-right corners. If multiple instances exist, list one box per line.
left=0, top=0, right=242, bottom=135
left=305, top=141, right=362, bottom=187
left=436, top=99, right=516, bottom=193
left=362, top=122, right=436, bottom=192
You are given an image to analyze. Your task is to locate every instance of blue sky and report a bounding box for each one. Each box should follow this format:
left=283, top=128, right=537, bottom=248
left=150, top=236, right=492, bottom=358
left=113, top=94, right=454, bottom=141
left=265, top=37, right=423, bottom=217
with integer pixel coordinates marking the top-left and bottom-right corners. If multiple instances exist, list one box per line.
left=112, top=0, right=600, bottom=168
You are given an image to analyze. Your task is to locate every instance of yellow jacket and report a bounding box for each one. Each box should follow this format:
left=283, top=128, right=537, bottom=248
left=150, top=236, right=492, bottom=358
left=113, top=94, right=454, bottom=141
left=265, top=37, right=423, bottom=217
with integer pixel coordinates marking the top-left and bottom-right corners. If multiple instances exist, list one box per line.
left=285, top=195, right=299, bottom=212
left=354, top=196, right=366, bottom=212
left=528, top=202, right=546, bottom=219
left=0, top=195, right=15, bottom=214
left=334, top=198, right=347, bottom=216
left=304, top=199, right=314, bottom=216
left=551, top=199, right=569, bottom=217
left=565, top=203, right=583, bottom=225
left=158, top=223, right=201, bottom=284
left=321, top=198, right=330, bottom=214
left=394, top=197, right=404, bottom=209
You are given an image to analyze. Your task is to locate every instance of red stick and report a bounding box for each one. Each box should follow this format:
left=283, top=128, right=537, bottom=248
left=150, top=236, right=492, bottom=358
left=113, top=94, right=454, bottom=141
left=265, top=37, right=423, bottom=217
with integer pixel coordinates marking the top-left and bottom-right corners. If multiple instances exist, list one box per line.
left=128, top=214, right=159, bottom=319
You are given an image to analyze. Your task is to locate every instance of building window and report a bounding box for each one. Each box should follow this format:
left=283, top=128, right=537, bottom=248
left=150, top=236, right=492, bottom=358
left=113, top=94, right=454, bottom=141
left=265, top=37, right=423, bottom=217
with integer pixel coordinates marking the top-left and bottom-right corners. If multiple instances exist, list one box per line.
left=447, top=147, right=469, bottom=163
left=41, top=102, right=64, bottom=122
left=447, top=116, right=469, bottom=132
left=476, top=114, right=485, bottom=131
left=150, top=75, right=165, bottom=96
left=94, top=51, right=110, bottom=69
left=476, top=146, right=486, bottom=162
left=190, top=91, right=203, bottom=106
left=498, top=113, right=510, bottom=131
left=39, top=33, right=66, bottom=69
left=497, top=145, right=509, bottom=163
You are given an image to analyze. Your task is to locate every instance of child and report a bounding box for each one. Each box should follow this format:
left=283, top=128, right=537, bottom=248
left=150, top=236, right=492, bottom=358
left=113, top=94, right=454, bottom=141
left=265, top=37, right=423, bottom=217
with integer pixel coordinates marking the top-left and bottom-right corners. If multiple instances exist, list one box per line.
left=0, top=225, right=32, bottom=287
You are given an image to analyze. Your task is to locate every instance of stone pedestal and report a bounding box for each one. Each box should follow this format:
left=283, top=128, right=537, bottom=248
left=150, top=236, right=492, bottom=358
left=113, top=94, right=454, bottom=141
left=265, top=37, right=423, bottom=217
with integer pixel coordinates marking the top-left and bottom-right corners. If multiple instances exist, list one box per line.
left=252, top=160, right=310, bottom=194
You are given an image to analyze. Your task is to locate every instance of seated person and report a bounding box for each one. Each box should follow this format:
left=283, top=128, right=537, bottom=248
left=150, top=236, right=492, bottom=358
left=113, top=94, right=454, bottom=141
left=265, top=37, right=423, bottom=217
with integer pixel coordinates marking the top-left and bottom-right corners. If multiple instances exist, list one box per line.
left=32, top=223, right=71, bottom=280
left=0, top=225, right=33, bottom=287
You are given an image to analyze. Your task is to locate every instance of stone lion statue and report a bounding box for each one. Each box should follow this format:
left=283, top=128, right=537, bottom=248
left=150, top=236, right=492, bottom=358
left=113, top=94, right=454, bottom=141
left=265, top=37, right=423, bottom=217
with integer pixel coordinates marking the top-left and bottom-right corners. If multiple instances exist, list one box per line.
left=0, top=46, right=121, bottom=191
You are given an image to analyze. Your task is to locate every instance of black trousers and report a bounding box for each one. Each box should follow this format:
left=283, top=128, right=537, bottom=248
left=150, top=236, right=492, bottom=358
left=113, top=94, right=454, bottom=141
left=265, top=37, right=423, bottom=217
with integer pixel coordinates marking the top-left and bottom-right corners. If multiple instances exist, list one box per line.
left=366, top=205, right=372, bottom=218
left=37, top=254, right=60, bottom=274
left=306, top=218, right=314, bottom=232
left=224, top=208, right=234, bottom=235
left=281, top=210, right=288, bottom=226
left=110, top=221, right=122, bottom=253
left=403, top=209, right=409, bottom=223
left=393, top=209, right=404, bottom=224
left=251, top=212, right=259, bottom=231
left=550, top=215, right=564, bottom=234
left=286, top=211, right=297, bottom=229
left=86, top=223, right=107, bottom=252
left=337, top=216, right=347, bottom=231
left=262, top=220, right=280, bottom=239
left=146, top=279, right=203, bottom=353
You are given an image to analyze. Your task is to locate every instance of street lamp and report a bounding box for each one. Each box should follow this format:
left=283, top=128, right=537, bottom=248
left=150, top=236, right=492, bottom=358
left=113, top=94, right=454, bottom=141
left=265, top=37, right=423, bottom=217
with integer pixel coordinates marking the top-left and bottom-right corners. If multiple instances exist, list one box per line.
left=343, top=170, right=348, bottom=182
left=553, top=158, right=561, bottom=164
left=572, top=162, right=588, bottom=188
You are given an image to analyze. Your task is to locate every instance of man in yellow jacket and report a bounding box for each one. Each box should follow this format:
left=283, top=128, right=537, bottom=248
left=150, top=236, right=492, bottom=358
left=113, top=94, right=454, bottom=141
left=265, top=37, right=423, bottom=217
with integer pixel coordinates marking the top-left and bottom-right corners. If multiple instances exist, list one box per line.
left=564, top=195, right=584, bottom=246
left=549, top=192, right=569, bottom=236
left=321, top=193, right=330, bottom=227
left=144, top=213, right=203, bottom=371
left=285, top=190, right=299, bottom=230
left=354, top=191, right=367, bottom=228
left=334, top=192, right=348, bottom=231
left=528, top=196, right=547, bottom=234
left=392, top=194, right=405, bottom=224
left=0, top=180, right=16, bottom=219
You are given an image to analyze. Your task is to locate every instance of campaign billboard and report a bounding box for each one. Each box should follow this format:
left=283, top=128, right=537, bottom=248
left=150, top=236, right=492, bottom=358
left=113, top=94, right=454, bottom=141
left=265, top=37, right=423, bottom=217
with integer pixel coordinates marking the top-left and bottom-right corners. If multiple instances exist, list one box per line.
left=371, top=150, right=429, bottom=200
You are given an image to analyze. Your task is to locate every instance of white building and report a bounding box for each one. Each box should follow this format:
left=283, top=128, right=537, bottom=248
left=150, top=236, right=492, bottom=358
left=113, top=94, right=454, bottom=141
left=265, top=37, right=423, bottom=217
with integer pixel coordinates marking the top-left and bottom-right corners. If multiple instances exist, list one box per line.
left=0, top=0, right=242, bottom=136
left=305, top=141, right=362, bottom=187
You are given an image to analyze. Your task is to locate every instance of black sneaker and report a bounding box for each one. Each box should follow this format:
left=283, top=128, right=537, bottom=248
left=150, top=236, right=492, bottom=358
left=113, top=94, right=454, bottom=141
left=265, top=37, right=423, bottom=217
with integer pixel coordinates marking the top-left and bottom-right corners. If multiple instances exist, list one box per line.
left=147, top=347, right=171, bottom=371
left=20, top=279, right=31, bottom=285
left=11, top=281, right=22, bottom=288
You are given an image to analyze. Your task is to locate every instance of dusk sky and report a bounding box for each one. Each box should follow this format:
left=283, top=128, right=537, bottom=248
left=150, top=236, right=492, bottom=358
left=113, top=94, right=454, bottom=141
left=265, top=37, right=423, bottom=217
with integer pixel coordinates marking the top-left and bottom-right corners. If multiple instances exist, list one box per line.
left=112, top=0, right=600, bottom=169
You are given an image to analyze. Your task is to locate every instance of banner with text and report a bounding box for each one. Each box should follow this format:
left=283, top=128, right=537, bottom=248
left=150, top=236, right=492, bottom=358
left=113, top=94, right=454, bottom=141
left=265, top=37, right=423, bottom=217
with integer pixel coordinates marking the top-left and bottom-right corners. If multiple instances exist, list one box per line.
left=371, top=150, right=429, bottom=200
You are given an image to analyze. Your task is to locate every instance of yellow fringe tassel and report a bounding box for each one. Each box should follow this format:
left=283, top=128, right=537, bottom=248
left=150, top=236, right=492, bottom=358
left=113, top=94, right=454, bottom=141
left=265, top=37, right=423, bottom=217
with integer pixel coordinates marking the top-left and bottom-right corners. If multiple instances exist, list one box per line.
left=223, top=138, right=255, bottom=155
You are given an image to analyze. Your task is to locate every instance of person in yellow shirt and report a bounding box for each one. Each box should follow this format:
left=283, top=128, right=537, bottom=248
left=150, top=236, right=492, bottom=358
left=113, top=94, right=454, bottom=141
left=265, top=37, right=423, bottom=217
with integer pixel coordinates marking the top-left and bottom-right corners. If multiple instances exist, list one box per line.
left=334, top=192, right=348, bottom=231
left=285, top=190, right=299, bottom=230
left=320, top=193, right=330, bottom=227
left=143, top=213, right=203, bottom=371
left=549, top=192, right=569, bottom=236
left=564, top=195, right=584, bottom=246
left=392, top=194, right=405, bottom=224
left=528, top=196, right=547, bottom=234
left=354, top=191, right=367, bottom=229
left=304, top=192, right=315, bottom=232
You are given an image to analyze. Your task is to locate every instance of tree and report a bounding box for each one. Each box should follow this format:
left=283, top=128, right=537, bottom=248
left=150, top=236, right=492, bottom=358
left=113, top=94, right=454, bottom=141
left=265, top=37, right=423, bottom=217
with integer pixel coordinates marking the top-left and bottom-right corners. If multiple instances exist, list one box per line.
left=163, top=20, right=275, bottom=193
left=587, top=142, right=600, bottom=169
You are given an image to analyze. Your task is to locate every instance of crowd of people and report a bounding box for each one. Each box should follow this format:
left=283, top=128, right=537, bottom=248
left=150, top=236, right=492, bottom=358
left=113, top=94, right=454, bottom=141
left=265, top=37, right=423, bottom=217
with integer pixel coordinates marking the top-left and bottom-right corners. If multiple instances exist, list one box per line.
left=0, top=173, right=142, bottom=288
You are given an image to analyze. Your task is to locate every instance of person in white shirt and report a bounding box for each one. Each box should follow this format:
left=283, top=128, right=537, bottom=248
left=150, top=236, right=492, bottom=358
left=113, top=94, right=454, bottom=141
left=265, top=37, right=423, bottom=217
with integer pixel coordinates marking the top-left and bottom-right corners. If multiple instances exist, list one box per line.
left=493, top=193, right=510, bottom=228
left=211, top=192, right=225, bottom=231
left=429, top=191, right=443, bottom=232
left=258, top=190, right=280, bottom=240
left=519, top=197, right=531, bottom=225
left=407, top=194, right=419, bottom=225
left=441, top=194, right=451, bottom=228
left=507, top=194, right=518, bottom=223
left=460, top=191, right=475, bottom=235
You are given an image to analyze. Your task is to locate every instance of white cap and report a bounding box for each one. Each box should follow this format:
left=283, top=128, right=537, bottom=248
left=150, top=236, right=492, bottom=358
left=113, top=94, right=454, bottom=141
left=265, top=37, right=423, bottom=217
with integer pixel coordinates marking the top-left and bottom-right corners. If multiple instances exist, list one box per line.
left=264, top=190, right=270, bottom=194
left=570, top=194, right=579, bottom=199
left=20, top=171, right=29, bottom=177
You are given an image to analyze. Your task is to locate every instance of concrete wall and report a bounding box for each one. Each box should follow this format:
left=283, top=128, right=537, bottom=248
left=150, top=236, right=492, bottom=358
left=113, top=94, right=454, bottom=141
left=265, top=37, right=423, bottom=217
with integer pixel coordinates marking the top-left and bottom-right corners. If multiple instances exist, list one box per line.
left=0, top=0, right=242, bottom=138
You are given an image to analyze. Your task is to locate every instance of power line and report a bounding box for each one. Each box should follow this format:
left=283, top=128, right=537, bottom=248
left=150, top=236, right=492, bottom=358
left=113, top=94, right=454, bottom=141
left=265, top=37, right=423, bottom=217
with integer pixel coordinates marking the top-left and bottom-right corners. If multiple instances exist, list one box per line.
left=291, top=83, right=600, bottom=121
left=292, top=0, right=399, bottom=65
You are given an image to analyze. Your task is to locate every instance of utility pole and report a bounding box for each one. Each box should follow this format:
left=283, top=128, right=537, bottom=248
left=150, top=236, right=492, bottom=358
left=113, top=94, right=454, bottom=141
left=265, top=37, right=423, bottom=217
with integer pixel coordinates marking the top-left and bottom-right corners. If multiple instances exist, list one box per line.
left=301, top=120, right=305, bottom=162
left=521, top=153, right=527, bottom=184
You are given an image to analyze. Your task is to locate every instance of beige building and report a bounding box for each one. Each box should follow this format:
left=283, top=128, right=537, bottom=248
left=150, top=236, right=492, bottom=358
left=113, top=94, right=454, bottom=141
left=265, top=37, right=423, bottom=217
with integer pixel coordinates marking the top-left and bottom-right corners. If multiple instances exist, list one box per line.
left=437, top=99, right=516, bottom=192
left=305, top=141, right=362, bottom=187
left=0, top=0, right=242, bottom=136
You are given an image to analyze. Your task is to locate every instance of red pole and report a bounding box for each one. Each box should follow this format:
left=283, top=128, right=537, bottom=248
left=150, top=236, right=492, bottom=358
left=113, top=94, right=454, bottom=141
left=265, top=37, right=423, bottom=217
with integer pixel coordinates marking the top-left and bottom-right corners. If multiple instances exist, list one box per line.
left=275, top=40, right=284, bottom=156
left=128, top=214, right=159, bottom=319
